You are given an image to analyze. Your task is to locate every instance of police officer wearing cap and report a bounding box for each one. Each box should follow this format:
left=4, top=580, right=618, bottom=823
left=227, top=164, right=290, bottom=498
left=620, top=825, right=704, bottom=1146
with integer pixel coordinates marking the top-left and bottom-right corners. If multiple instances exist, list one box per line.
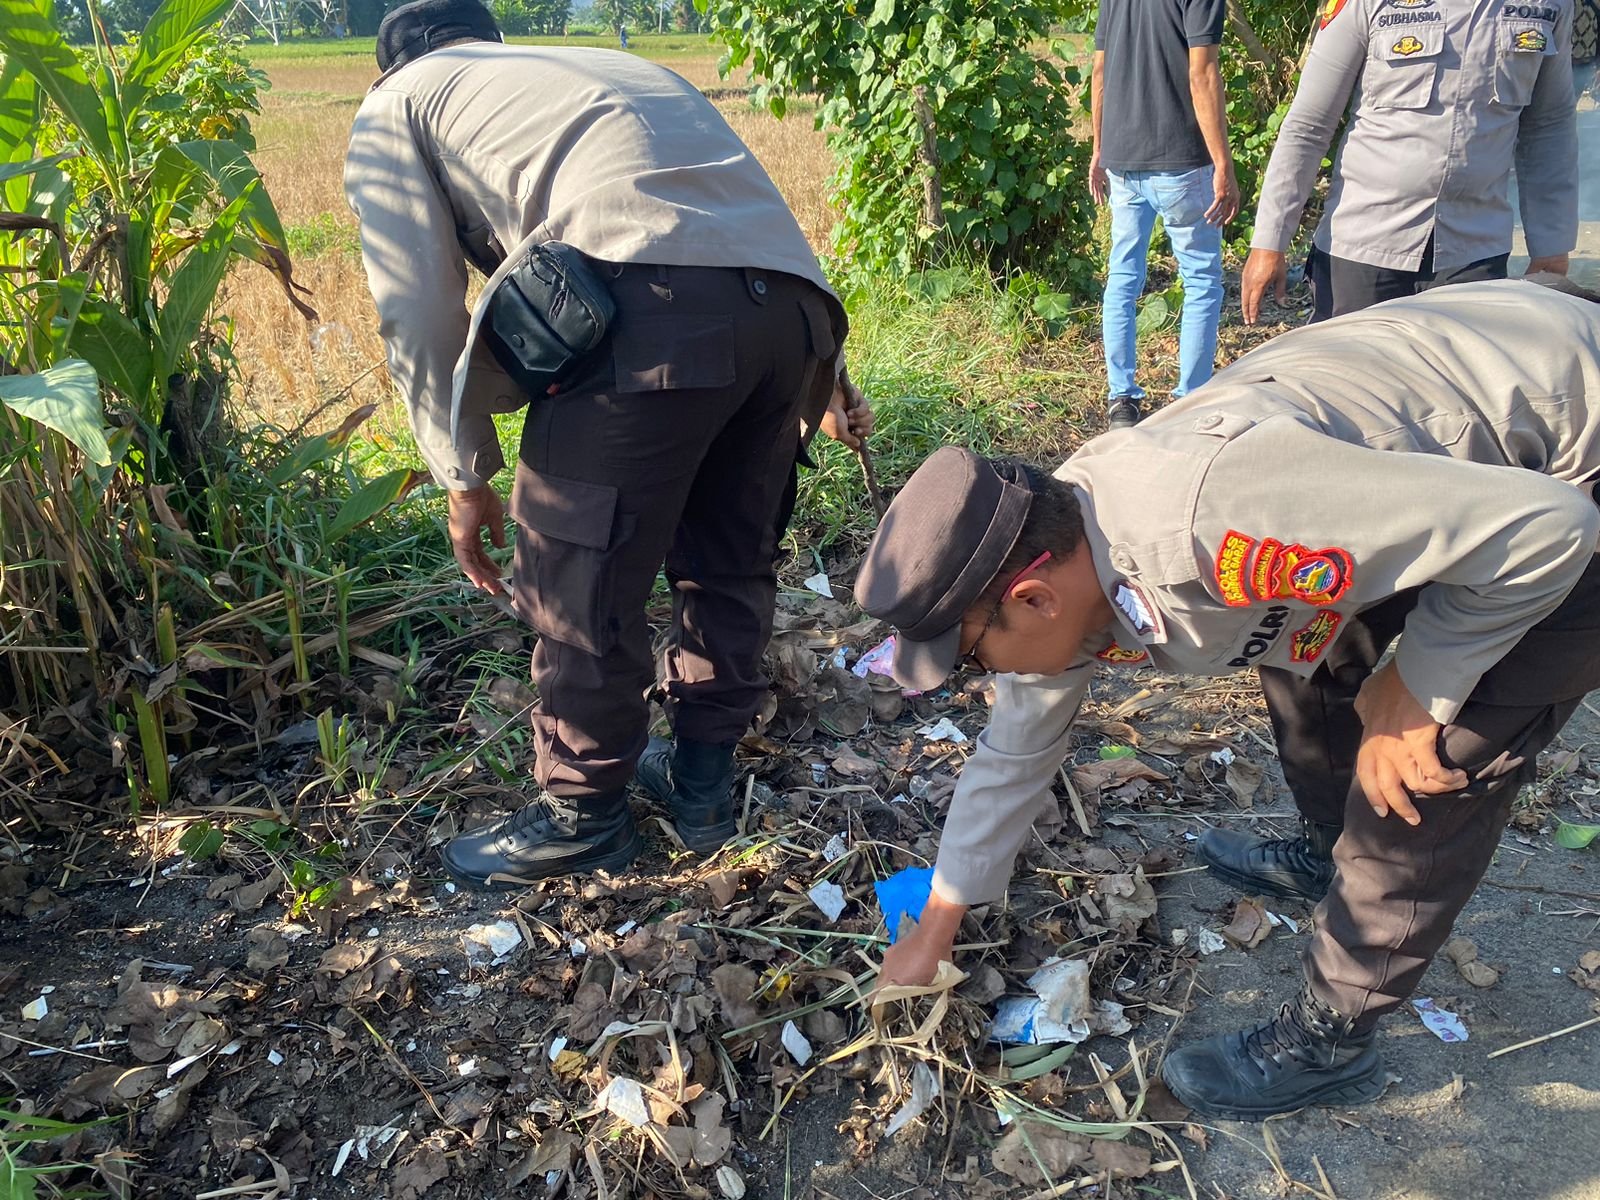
left=855, top=275, right=1600, bottom=1120
left=346, top=0, right=871, bottom=888
left=1240, top=0, right=1578, bottom=324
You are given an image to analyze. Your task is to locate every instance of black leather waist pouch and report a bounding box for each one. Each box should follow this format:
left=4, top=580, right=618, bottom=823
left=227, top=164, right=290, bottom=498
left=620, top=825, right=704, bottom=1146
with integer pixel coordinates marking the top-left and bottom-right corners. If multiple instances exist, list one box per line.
left=483, top=242, right=616, bottom=397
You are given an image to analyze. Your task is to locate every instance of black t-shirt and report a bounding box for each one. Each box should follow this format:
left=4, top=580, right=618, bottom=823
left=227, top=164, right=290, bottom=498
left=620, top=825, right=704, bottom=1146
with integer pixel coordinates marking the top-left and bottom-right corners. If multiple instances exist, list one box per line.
left=1094, top=0, right=1227, bottom=173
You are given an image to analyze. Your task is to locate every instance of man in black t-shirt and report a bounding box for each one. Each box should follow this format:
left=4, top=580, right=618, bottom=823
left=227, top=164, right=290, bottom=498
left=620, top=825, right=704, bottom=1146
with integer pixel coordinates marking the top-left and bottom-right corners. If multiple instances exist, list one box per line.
left=1091, top=0, right=1237, bottom=429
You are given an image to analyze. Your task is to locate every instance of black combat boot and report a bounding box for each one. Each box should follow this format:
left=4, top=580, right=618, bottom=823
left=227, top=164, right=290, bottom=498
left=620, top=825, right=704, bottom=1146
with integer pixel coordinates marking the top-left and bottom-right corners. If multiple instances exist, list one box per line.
left=439, top=795, right=641, bottom=889
left=1161, top=988, right=1386, bottom=1121
left=1106, top=395, right=1141, bottom=430
left=634, top=736, right=738, bottom=854
left=1195, top=818, right=1339, bottom=902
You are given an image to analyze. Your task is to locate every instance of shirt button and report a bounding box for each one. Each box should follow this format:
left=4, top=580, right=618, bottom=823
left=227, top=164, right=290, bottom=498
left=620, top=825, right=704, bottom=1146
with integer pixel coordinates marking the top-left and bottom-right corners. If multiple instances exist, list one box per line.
left=1112, top=550, right=1134, bottom=570
left=1195, top=413, right=1222, bottom=431
left=752, top=279, right=768, bottom=295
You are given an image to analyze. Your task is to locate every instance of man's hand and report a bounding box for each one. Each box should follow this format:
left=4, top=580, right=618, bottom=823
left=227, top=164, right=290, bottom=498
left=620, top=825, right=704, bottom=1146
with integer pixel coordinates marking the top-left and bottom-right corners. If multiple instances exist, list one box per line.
left=819, top=370, right=875, bottom=451
left=1240, top=248, right=1288, bottom=326
left=1352, top=662, right=1468, bottom=825
left=1206, top=161, right=1239, bottom=227
left=1526, top=253, right=1571, bottom=277
left=874, top=889, right=967, bottom=989
left=446, top=484, right=508, bottom=596
left=1089, top=152, right=1110, bottom=205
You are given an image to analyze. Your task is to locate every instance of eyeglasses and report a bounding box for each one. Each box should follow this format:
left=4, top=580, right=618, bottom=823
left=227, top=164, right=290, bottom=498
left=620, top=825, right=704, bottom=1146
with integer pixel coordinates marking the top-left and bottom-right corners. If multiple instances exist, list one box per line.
left=956, top=550, right=1053, bottom=675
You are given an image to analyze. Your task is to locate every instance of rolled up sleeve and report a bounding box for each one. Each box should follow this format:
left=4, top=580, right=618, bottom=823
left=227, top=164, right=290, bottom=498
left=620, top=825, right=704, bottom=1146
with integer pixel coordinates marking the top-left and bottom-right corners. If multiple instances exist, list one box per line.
left=932, top=666, right=1093, bottom=906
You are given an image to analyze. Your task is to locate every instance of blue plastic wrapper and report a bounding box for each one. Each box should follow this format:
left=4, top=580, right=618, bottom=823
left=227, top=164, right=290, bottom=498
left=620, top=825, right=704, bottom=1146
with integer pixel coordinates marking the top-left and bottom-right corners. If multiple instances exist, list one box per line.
left=874, top=866, right=934, bottom=944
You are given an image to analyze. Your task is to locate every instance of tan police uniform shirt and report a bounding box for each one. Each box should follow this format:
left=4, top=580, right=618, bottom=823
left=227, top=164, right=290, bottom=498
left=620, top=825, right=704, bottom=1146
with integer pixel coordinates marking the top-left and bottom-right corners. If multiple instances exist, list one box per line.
left=344, top=43, right=837, bottom=490
left=1250, top=0, right=1577, bottom=271
left=935, top=279, right=1600, bottom=906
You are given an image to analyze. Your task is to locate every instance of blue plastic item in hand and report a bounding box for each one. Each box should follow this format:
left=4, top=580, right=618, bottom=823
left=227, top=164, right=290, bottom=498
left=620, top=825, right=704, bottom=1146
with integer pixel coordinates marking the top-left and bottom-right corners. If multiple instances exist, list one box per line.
left=874, top=866, right=934, bottom=944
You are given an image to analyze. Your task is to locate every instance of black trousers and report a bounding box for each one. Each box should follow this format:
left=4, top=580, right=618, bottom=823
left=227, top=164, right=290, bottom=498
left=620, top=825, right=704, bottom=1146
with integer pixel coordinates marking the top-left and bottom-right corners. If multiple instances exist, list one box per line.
left=1258, top=548, right=1600, bottom=1028
left=511, top=263, right=842, bottom=804
left=1308, top=240, right=1509, bottom=323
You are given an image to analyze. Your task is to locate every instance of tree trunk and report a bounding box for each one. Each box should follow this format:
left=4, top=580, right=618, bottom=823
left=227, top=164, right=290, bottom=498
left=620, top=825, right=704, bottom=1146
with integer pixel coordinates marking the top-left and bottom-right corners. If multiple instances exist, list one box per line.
left=912, top=86, right=944, bottom=232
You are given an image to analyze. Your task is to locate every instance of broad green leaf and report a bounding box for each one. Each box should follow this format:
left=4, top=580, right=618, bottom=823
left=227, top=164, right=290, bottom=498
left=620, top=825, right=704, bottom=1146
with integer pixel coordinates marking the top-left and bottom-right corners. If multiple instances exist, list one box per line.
left=1555, top=821, right=1600, bottom=850
left=1000, top=1042, right=1076, bottom=1081
left=0, top=152, right=71, bottom=186
left=0, top=0, right=115, bottom=165
left=1135, top=293, right=1171, bottom=337
left=868, top=0, right=895, bottom=25
left=0, top=359, right=112, bottom=465
left=66, top=289, right=156, bottom=405
left=327, top=467, right=426, bottom=539
left=155, top=181, right=255, bottom=389
left=0, top=1156, right=39, bottom=1200
left=175, top=139, right=290, bottom=250
left=122, top=0, right=236, bottom=119
left=179, top=820, right=224, bottom=861
left=268, top=403, right=377, bottom=485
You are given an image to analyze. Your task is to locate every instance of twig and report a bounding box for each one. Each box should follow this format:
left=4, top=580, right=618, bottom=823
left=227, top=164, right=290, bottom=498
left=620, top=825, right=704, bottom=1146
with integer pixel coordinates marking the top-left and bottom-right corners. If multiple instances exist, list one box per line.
left=1479, top=879, right=1600, bottom=904
left=1486, top=1014, right=1600, bottom=1059
left=857, top=443, right=888, bottom=520
left=1058, top=768, right=1093, bottom=838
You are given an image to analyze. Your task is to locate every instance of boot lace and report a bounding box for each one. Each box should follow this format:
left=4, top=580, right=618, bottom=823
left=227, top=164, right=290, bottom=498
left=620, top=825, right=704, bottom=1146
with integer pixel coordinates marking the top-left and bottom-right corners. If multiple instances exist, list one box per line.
left=1240, top=1002, right=1330, bottom=1075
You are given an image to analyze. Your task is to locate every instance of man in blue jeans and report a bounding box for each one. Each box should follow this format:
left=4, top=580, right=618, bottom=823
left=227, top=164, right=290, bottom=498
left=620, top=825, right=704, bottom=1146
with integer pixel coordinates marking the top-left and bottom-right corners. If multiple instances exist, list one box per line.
left=1091, top=0, right=1237, bottom=429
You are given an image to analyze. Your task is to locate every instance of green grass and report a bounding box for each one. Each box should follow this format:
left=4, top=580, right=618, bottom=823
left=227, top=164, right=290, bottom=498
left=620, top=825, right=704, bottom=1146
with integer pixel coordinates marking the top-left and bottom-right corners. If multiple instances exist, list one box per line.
left=242, top=31, right=717, bottom=63
left=285, top=211, right=362, bottom=258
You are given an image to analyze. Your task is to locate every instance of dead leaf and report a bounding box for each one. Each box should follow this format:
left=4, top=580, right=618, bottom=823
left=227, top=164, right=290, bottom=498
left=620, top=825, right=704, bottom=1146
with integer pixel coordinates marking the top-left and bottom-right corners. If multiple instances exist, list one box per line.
left=1070, top=757, right=1167, bottom=794
left=246, top=927, right=291, bottom=972
left=830, top=747, right=879, bottom=778
left=1089, top=1138, right=1152, bottom=1178
left=990, top=1123, right=1090, bottom=1185
left=704, top=869, right=750, bottom=909
left=315, top=942, right=376, bottom=979
left=710, top=964, right=761, bottom=1030
left=1221, top=898, right=1271, bottom=949
left=1225, top=757, right=1265, bottom=808
left=229, top=869, right=283, bottom=914
left=1445, top=937, right=1500, bottom=988
left=1580, top=950, right=1600, bottom=974
left=393, top=1144, right=449, bottom=1200
left=1098, top=869, right=1158, bottom=928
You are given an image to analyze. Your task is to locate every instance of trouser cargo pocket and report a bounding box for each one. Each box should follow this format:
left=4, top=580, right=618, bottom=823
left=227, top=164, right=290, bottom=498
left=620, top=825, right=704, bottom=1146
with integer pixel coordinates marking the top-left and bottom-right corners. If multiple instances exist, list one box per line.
left=511, top=461, right=632, bottom=656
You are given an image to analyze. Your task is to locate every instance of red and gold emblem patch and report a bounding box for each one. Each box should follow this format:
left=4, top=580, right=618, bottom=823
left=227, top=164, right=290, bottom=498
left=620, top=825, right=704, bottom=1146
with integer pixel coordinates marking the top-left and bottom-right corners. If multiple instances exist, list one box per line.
left=1319, top=0, right=1350, bottom=27
left=1250, top=542, right=1354, bottom=606
left=1097, top=642, right=1149, bottom=664
left=1289, top=611, right=1343, bottom=663
left=1214, top=530, right=1256, bottom=608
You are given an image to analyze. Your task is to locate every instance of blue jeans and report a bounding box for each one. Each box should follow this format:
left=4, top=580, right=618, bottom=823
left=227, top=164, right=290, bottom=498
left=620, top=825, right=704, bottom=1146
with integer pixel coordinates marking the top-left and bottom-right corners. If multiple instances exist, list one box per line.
left=1102, top=166, right=1225, bottom=400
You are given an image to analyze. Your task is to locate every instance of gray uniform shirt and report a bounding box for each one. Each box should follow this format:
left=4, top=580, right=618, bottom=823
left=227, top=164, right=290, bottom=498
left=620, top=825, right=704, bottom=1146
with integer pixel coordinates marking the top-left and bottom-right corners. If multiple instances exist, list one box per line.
left=1250, top=0, right=1577, bottom=271
left=344, top=44, right=836, bottom=490
left=934, top=279, right=1600, bottom=906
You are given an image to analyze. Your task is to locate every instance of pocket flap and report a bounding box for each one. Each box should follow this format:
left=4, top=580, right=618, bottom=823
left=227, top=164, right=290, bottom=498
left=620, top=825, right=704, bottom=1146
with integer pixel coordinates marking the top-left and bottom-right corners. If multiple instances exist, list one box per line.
left=511, top=463, right=618, bottom=550
left=612, top=315, right=736, bottom=393
left=798, top=289, right=838, bottom=361
left=1381, top=23, right=1443, bottom=59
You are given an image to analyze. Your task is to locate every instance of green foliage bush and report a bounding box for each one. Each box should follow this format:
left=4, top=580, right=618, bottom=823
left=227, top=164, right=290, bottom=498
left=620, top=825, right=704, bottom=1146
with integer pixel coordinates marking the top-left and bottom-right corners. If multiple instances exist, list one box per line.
left=699, top=0, right=1099, bottom=298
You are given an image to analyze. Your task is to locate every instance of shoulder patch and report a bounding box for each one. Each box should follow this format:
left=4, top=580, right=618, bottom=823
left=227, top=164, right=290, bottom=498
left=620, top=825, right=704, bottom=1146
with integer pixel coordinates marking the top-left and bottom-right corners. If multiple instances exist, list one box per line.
left=1320, top=0, right=1351, bottom=27
left=1214, top=530, right=1257, bottom=608
left=1290, top=611, right=1344, bottom=663
left=1097, top=642, right=1150, bottom=664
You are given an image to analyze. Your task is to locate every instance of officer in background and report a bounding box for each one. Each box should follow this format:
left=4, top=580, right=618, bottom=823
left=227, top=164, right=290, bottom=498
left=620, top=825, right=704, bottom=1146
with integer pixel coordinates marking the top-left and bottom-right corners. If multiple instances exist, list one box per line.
left=345, top=0, right=871, bottom=888
left=1241, top=0, right=1578, bottom=323
left=856, top=276, right=1600, bottom=1120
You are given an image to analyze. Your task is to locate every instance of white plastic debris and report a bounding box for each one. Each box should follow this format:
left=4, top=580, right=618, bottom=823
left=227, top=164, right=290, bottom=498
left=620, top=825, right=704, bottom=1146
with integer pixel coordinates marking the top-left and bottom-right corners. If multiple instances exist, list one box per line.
left=569, top=939, right=588, bottom=958
left=548, top=1036, right=569, bottom=1062
left=267, top=1049, right=285, bottom=1066
left=852, top=636, right=898, bottom=679
left=989, top=958, right=1131, bottom=1046
left=331, top=1138, right=356, bottom=1177
left=916, top=717, right=968, bottom=745
left=822, top=834, right=848, bottom=863
left=218, top=1040, right=244, bottom=1056
left=1266, top=911, right=1300, bottom=934
left=808, top=880, right=847, bottom=923
left=829, top=646, right=848, bottom=669
left=1208, top=747, right=1236, bottom=766
left=801, top=571, right=834, bottom=599
left=1413, top=997, right=1468, bottom=1043
left=366, top=926, right=380, bottom=937
left=166, top=1052, right=206, bottom=1078
left=1170, top=928, right=1190, bottom=947
left=1195, top=929, right=1228, bottom=955
left=809, top=762, right=828, bottom=785
left=597, top=1077, right=651, bottom=1128
left=885, top=1061, right=938, bottom=1135
left=354, top=1123, right=402, bottom=1160
left=443, top=881, right=457, bottom=894
left=39, top=986, right=53, bottom=995
left=614, top=920, right=638, bottom=936
left=781, top=1020, right=813, bottom=1066
left=20, top=996, right=47, bottom=1021
left=458, top=1058, right=478, bottom=1076
left=462, top=921, right=522, bottom=967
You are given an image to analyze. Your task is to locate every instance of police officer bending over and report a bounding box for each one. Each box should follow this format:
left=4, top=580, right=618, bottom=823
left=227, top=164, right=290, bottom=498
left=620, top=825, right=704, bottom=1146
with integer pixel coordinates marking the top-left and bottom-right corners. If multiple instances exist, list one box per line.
left=345, top=0, right=871, bottom=887
left=1241, top=0, right=1578, bottom=324
left=856, top=276, right=1600, bottom=1120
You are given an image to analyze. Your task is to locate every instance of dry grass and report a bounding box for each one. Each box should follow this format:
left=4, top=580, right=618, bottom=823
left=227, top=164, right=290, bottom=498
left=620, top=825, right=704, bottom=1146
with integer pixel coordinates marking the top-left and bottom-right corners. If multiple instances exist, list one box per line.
left=231, top=47, right=838, bottom=426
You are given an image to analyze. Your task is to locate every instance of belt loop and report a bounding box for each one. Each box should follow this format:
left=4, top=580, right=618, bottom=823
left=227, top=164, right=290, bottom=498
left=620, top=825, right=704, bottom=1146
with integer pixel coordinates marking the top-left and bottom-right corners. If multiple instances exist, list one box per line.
left=743, top=266, right=768, bottom=305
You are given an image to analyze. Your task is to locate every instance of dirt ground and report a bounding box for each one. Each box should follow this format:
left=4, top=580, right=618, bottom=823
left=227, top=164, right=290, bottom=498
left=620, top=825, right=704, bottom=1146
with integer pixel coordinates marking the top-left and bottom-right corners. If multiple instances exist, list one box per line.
left=4, top=652, right=1597, bottom=1200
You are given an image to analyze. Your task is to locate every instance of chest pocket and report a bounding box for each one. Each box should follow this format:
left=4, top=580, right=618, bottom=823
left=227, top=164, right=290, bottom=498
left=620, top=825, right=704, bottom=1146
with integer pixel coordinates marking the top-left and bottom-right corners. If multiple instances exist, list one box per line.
left=1365, top=21, right=1445, bottom=109
left=1494, top=18, right=1558, bottom=107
